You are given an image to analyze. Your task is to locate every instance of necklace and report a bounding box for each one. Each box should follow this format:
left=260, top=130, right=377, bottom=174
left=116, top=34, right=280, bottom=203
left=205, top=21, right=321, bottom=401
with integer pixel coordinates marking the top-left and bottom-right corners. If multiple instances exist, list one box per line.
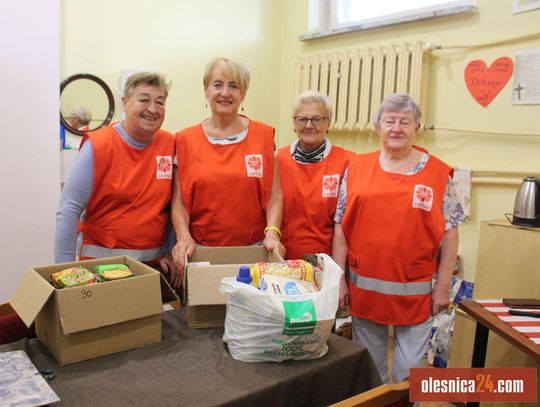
left=379, top=149, right=418, bottom=174
left=203, top=116, right=246, bottom=138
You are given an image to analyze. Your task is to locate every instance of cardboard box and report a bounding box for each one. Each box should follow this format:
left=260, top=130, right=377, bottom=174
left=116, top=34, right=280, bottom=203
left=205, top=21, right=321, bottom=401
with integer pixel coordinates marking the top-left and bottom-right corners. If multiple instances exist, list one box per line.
left=10, top=256, right=178, bottom=365
left=185, top=246, right=282, bottom=328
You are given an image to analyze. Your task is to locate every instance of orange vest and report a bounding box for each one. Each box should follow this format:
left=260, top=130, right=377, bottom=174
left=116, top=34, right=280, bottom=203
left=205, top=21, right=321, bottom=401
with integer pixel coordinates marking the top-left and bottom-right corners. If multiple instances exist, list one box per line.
left=79, top=126, right=175, bottom=256
left=176, top=120, right=275, bottom=246
left=341, top=148, right=452, bottom=326
left=278, top=145, right=353, bottom=260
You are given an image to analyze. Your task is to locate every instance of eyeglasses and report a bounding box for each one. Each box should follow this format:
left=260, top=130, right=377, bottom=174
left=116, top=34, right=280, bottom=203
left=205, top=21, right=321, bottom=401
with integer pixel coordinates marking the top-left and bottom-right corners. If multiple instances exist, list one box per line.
left=293, top=116, right=328, bottom=128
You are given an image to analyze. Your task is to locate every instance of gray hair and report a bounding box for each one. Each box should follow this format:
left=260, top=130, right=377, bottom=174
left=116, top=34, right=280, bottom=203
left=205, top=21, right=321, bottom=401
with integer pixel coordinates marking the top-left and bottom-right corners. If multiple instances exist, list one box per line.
left=373, top=93, right=421, bottom=129
left=69, top=106, right=92, bottom=125
left=124, top=72, right=170, bottom=98
left=292, top=90, right=333, bottom=119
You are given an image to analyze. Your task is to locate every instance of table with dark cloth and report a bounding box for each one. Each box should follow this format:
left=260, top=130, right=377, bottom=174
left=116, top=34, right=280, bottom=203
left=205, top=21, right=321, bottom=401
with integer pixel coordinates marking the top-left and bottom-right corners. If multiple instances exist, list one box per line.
left=1, top=309, right=381, bottom=407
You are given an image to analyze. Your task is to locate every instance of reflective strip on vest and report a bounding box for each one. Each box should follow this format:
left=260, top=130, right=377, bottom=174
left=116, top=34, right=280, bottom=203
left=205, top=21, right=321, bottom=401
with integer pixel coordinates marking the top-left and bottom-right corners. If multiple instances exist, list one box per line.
left=80, top=245, right=163, bottom=262
left=347, top=269, right=432, bottom=296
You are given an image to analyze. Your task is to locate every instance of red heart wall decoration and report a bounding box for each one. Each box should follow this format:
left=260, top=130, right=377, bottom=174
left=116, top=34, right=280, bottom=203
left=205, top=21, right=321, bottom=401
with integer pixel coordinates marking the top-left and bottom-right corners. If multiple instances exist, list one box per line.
left=464, top=57, right=513, bottom=107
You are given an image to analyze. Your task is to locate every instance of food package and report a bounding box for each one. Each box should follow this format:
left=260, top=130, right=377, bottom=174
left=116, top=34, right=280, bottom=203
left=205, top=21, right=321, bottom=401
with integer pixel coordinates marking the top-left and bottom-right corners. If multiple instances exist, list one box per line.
left=51, top=267, right=96, bottom=288
left=426, top=276, right=474, bottom=367
left=221, top=253, right=343, bottom=362
left=260, top=274, right=318, bottom=296
left=95, top=264, right=134, bottom=281
left=250, top=259, right=315, bottom=288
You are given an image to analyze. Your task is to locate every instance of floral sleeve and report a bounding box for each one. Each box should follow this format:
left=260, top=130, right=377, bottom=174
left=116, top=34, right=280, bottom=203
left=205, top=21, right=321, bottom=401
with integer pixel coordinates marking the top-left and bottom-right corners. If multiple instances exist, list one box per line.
left=443, top=176, right=467, bottom=230
left=333, top=168, right=349, bottom=223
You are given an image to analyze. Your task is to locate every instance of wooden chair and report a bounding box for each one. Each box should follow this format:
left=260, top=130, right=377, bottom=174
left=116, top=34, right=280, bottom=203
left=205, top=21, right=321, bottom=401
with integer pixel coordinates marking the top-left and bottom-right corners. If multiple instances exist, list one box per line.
left=330, top=379, right=410, bottom=407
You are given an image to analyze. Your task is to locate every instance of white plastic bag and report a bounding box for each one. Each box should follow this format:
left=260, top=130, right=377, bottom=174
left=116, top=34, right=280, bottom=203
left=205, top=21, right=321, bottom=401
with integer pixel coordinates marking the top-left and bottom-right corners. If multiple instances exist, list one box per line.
left=220, top=254, right=343, bottom=362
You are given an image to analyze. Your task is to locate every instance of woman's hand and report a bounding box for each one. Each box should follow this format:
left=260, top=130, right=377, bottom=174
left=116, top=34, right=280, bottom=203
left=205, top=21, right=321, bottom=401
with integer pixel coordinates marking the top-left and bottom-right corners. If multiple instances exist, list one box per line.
left=431, top=284, right=450, bottom=315
left=339, top=273, right=350, bottom=310
left=159, top=253, right=182, bottom=288
left=169, top=235, right=196, bottom=288
left=262, top=230, right=286, bottom=258
left=431, top=227, right=458, bottom=315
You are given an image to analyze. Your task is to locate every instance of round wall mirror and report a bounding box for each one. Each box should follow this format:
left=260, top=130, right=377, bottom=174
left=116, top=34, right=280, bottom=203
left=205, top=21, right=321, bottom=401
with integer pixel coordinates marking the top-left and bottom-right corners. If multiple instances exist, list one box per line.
left=60, top=73, right=115, bottom=136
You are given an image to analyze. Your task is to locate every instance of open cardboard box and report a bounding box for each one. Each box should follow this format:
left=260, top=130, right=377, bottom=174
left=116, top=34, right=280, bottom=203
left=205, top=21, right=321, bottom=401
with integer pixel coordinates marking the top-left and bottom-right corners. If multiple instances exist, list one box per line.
left=185, top=246, right=282, bottom=328
left=10, top=256, right=178, bottom=365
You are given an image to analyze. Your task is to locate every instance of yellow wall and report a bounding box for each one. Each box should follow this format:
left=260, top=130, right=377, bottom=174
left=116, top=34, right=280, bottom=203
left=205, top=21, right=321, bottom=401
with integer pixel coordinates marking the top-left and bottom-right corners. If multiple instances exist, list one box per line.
left=62, top=0, right=540, bottom=284
left=62, top=0, right=283, bottom=133
left=278, top=0, right=540, bottom=283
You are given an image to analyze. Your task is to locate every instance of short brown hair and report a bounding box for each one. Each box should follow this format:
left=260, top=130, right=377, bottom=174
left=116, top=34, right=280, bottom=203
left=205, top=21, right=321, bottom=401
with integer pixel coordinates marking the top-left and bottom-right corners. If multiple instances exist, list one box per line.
left=124, top=72, right=170, bottom=98
left=203, top=58, right=250, bottom=94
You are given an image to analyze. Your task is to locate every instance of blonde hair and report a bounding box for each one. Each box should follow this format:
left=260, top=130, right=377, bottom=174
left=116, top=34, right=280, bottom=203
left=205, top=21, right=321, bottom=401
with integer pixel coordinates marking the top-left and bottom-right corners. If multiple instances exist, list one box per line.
left=203, top=58, right=250, bottom=94
left=292, top=90, right=333, bottom=119
left=124, top=72, right=170, bottom=98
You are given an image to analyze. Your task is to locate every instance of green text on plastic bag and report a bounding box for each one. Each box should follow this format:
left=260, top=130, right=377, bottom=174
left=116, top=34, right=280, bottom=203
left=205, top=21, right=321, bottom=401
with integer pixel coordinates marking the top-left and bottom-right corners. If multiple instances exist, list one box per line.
left=282, top=299, right=317, bottom=335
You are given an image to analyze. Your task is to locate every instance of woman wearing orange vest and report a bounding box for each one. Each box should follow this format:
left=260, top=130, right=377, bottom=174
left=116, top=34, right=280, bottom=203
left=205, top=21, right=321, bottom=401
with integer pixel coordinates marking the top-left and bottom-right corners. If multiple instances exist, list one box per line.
left=278, top=91, right=353, bottom=260
left=170, top=58, right=285, bottom=288
left=332, top=93, right=465, bottom=383
left=55, top=72, right=176, bottom=275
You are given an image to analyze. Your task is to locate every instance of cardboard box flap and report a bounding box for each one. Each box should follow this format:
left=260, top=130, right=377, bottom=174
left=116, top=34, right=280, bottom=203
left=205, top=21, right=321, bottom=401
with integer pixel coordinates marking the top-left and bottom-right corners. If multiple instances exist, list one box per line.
left=10, top=268, right=55, bottom=327
left=57, top=273, right=162, bottom=335
left=190, top=246, right=282, bottom=264
left=159, top=273, right=179, bottom=306
left=188, top=265, right=243, bottom=306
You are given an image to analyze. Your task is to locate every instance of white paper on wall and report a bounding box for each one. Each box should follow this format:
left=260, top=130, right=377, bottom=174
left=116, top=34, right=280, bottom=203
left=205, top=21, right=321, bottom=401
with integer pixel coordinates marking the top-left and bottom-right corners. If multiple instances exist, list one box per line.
left=512, top=48, right=540, bottom=105
left=512, top=0, right=540, bottom=14
left=453, top=166, right=471, bottom=218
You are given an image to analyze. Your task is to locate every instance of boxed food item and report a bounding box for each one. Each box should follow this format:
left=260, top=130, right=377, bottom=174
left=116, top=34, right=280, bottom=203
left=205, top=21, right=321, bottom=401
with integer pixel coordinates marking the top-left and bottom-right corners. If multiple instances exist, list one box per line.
left=94, top=264, right=135, bottom=281
left=10, top=256, right=178, bottom=365
left=51, top=266, right=96, bottom=288
left=250, top=259, right=316, bottom=288
left=184, top=246, right=282, bottom=328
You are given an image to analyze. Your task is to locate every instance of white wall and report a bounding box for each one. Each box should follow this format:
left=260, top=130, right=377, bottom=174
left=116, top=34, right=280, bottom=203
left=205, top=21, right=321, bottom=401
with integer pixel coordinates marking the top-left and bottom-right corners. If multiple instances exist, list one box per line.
left=0, top=1, right=61, bottom=302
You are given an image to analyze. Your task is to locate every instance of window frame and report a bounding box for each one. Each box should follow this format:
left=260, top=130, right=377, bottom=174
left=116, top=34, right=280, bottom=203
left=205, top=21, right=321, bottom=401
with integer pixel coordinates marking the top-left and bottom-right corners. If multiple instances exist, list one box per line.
left=302, top=0, right=477, bottom=41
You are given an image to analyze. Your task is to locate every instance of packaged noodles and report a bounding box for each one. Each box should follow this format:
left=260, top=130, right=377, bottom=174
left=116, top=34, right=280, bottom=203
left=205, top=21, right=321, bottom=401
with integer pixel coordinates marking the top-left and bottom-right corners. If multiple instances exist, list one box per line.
left=250, top=259, right=316, bottom=288
left=95, top=264, right=134, bottom=281
left=51, top=267, right=96, bottom=288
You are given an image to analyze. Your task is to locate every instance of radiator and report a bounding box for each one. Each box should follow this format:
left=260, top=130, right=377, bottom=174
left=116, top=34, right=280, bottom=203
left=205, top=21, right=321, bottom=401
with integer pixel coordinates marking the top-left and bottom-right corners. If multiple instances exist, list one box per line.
left=293, top=42, right=431, bottom=132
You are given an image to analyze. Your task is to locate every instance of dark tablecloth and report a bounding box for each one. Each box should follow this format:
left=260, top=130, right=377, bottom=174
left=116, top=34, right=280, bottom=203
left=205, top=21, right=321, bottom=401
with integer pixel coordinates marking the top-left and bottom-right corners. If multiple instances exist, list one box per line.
left=1, top=309, right=381, bottom=407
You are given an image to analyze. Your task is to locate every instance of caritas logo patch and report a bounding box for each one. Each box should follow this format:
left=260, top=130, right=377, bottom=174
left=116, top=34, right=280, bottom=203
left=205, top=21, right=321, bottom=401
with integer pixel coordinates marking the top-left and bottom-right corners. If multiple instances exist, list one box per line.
left=412, top=184, right=434, bottom=211
left=322, top=174, right=340, bottom=198
left=156, top=156, right=173, bottom=179
left=245, top=154, right=263, bottom=178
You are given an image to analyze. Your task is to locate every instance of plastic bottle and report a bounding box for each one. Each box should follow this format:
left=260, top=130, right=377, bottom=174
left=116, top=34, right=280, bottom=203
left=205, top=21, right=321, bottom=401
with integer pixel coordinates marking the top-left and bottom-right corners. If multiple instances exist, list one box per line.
left=59, top=123, right=66, bottom=150
left=236, top=265, right=252, bottom=284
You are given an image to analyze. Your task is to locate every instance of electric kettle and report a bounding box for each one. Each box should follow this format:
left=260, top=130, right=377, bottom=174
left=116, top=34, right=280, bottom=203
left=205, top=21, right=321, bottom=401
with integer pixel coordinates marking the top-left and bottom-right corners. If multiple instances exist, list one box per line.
left=511, top=177, right=540, bottom=227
